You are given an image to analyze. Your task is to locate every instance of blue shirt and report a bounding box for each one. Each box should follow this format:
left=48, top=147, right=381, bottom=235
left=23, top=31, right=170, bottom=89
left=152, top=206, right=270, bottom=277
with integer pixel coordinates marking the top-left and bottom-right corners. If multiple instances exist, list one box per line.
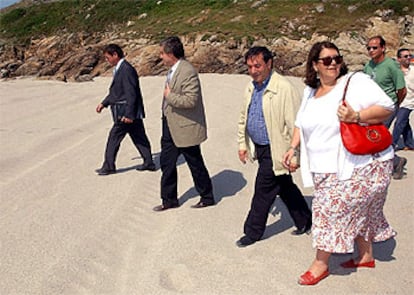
left=246, top=74, right=271, bottom=145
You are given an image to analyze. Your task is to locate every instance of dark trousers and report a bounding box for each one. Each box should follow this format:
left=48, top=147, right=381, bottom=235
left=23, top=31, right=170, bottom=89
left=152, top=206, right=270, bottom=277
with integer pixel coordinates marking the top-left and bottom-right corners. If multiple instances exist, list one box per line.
left=385, top=105, right=398, bottom=129
left=160, top=117, right=214, bottom=207
left=244, top=144, right=312, bottom=241
left=385, top=105, right=404, bottom=169
left=392, top=107, right=414, bottom=149
left=102, top=119, right=153, bottom=171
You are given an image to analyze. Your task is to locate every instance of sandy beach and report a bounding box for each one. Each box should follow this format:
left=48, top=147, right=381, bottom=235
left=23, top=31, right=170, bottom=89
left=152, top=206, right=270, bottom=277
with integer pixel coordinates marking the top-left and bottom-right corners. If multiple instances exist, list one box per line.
left=0, top=74, right=413, bottom=295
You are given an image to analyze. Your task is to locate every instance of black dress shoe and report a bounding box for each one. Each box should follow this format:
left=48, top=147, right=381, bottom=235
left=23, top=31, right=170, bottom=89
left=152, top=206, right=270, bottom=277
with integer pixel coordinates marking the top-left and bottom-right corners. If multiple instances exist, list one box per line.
left=291, top=220, right=312, bottom=236
left=236, top=235, right=257, bottom=248
left=153, top=203, right=179, bottom=212
left=136, top=163, right=156, bottom=171
left=95, top=168, right=116, bottom=176
left=190, top=201, right=215, bottom=209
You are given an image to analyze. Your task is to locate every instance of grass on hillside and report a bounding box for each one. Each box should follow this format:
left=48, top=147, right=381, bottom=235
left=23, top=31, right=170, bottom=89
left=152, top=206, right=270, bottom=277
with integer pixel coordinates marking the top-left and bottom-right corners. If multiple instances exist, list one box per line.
left=0, top=0, right=413, bottom=45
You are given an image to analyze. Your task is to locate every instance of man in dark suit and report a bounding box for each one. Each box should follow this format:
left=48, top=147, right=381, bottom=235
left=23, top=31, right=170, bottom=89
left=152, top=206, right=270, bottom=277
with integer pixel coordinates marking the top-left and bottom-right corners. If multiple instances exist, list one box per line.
left=153, top=36, right=215, bottom=211
left=95, top=44, right=155, bottom=175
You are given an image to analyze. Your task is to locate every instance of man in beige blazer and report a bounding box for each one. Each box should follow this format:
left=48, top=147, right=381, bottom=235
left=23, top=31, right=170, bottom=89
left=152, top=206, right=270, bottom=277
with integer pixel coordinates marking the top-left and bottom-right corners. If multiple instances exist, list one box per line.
left=153, top=36, right=215, bottom=211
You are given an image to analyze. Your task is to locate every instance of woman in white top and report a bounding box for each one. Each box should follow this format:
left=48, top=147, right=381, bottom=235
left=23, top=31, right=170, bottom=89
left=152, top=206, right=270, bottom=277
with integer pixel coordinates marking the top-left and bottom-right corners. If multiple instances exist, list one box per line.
left=283, top=41, right=396, bottom=285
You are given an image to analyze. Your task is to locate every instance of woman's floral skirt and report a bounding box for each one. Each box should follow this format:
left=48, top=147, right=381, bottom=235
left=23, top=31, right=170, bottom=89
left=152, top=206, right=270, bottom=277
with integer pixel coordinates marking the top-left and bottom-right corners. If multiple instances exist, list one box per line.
left=311, top=159, right=396, bottom=253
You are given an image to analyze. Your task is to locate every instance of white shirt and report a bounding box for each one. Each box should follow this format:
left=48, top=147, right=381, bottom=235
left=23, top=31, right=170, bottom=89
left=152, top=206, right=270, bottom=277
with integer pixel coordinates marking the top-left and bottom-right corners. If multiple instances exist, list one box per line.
left=114, top=58, right=124, bottom=75
left=296, top=72, right=395, bottom=187
left=168, top=59, right=181, bottom=81
left=400, top=66, right=414, bottom=110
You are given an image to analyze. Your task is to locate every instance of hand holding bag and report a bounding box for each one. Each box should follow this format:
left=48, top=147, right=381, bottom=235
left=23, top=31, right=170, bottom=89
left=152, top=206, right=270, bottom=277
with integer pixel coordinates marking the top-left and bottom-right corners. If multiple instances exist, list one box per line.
left=339, top=72, right=392, bottom=155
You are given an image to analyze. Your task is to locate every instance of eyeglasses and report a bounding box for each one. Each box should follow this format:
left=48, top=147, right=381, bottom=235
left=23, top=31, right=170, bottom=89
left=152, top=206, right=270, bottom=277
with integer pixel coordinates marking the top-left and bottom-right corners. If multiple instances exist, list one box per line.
left=401, top=54, right=411, bottom=58
left=366, top=46, right=378, bottom=51
left=317, top=55, right=343, bottom=66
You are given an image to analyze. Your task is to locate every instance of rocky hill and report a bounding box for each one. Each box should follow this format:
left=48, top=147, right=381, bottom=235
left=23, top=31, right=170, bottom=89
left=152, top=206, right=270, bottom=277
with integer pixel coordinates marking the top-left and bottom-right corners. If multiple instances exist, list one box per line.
left=0, top=1, right=413, bottom=82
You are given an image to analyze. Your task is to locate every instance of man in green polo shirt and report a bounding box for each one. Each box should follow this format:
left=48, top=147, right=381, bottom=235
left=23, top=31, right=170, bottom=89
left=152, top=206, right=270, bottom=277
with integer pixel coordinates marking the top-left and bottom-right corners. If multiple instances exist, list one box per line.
left=364, top=35, right=407, bottom=179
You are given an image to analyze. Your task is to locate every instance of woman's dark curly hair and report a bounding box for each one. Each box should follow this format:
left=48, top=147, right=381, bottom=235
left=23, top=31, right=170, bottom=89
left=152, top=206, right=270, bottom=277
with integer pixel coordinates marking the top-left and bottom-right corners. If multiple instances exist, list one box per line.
left=304, top=41, right=348, bottom=89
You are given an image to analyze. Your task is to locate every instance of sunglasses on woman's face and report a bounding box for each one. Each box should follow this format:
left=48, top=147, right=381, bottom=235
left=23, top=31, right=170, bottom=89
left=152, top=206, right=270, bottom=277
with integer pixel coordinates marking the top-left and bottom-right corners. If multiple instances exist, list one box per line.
left=317, top=55, right=343, bottom=66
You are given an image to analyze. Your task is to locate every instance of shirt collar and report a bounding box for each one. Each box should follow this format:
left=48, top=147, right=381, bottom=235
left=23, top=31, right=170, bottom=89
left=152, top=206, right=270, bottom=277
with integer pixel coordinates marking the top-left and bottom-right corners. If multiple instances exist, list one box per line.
left=169, top=59, right=181, bottom=77
left=115, top=58, right=125, bottom=73
left=253, top=72, right=272, bottom=91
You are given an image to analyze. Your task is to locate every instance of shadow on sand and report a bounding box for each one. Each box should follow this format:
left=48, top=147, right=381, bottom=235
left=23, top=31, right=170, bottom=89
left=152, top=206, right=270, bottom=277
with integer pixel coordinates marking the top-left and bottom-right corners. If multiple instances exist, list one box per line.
left=178, top=169, right=247, bottom=205
left=262, top=195, right=313, bottom=239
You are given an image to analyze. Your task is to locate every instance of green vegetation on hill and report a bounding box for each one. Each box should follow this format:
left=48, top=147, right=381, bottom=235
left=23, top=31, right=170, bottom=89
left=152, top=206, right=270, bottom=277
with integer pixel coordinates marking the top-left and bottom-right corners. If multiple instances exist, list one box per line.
left=0, top=0, right=413, bottom=45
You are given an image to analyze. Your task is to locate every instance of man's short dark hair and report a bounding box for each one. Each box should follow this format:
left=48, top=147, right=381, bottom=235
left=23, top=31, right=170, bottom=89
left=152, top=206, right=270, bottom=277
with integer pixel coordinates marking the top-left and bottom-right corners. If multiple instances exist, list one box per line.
left=160, top=36, right=185, bottom=59
left=244, top=46, right=273, bottom=66
left=368, top=35, right=386, bottom=47
left=104, top=44, right=124, bottom=58
left=397, top=48, right=409, bottom=58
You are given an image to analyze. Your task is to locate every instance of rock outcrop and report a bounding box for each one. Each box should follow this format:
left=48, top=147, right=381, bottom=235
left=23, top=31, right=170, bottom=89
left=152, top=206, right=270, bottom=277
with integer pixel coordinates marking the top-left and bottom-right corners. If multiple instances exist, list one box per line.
left=0, top=13, right=413, bottom=81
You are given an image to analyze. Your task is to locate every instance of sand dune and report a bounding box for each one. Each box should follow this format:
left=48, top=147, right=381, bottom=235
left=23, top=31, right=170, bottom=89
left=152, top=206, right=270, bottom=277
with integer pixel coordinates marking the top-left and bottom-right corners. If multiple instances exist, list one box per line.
left=0, top=74, right=413, bottom=294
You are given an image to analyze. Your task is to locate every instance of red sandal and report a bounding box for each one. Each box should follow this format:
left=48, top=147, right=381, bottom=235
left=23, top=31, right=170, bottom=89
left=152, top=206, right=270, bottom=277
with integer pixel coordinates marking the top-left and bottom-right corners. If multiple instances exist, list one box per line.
left=340, top=259, right=375, bottom=268
left=298, top=270, right=329, bottom=285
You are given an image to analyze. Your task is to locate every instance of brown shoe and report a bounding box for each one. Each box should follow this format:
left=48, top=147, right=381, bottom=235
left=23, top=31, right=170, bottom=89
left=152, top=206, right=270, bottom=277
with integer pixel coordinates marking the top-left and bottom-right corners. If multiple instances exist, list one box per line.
left=236, top=235, right=257, bottom=248
left=291, top=219, right=312, bottom=235
left=136, top=163, right=156, bottom=171
left=153, top=203, right=179, bottom=212
left=393, top=157, right=407, bottom=180
left=190, top=201, right=215, bottom=209
left=95, top=168, right=116, bottom=176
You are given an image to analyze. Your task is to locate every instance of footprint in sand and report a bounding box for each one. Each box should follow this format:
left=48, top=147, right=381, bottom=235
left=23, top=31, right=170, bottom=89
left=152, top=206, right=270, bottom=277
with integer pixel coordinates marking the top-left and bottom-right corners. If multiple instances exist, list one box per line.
left=159, top=263, right=194, bottom=292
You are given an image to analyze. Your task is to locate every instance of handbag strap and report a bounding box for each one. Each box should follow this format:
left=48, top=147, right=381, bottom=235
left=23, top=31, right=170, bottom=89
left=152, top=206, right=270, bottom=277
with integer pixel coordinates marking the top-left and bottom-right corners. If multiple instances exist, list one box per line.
left=341, top=71, right=359, bottom=105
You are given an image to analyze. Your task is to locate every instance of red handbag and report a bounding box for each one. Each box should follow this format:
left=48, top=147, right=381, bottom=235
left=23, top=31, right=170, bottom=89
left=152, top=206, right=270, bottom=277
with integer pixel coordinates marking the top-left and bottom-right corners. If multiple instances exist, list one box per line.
left=339, top=73, right=392, bottom=155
